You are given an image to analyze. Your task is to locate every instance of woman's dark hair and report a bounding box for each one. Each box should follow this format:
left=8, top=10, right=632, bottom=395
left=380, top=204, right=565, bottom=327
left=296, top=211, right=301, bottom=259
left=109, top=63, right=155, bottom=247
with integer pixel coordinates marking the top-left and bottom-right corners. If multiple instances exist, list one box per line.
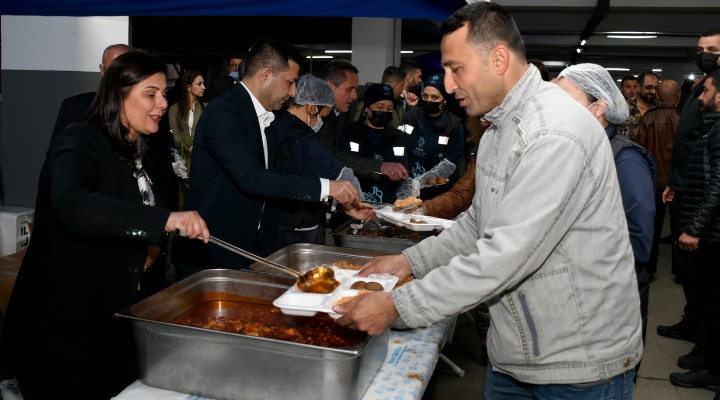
left=85, top=50, right=166, bottom=162
left=175, top=70, right=205, bottom=132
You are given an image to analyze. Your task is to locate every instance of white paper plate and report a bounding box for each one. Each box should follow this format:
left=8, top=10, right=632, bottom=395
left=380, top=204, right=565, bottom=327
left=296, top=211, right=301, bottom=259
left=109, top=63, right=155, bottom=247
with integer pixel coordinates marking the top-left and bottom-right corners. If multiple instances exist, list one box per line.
left=273, top=267, right=398, bottom=318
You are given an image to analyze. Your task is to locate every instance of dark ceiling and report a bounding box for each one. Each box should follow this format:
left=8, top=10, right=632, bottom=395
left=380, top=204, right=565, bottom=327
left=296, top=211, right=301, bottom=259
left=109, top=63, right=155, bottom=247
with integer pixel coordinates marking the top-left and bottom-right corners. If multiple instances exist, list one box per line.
left=130, top=1, right=720, bottom=82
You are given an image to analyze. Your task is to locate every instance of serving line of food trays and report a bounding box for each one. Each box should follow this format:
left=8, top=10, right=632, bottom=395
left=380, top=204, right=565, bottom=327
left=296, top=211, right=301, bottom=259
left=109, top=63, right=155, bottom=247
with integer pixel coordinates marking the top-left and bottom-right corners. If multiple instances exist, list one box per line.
left=374, top=207, right=455, bottom=232
left=273, top=267, right=398, bottom=318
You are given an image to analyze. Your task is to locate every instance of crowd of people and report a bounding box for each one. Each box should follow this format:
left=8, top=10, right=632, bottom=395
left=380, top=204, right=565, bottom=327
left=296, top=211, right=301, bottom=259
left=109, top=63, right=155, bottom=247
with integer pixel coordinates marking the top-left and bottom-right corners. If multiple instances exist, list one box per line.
left=1, top=2, right=719, bottom=400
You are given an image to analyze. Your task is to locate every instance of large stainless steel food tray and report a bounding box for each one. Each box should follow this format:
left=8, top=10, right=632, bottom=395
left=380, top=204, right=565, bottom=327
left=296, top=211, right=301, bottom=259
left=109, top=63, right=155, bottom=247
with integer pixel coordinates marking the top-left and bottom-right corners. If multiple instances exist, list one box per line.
left=332, top=218, right=435, bottom=253
left=115, top=268, right=389, bottom=400
left=248, top=242, right=392, bottom=274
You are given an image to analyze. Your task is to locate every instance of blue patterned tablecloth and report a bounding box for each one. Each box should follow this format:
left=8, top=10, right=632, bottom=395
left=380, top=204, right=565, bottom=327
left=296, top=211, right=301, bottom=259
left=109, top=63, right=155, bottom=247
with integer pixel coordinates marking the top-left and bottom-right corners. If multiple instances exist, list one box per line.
left=113, top=317, right=456, bottom=400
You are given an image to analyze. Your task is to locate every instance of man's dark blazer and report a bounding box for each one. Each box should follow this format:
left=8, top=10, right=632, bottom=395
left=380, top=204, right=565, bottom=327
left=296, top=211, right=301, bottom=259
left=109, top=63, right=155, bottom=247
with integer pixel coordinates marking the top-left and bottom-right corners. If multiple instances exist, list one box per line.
left=51, top=91, right=95, bottom=141
left=205, top=75, right=237, bottom=103
left=181, top=83, right=321, bottom=270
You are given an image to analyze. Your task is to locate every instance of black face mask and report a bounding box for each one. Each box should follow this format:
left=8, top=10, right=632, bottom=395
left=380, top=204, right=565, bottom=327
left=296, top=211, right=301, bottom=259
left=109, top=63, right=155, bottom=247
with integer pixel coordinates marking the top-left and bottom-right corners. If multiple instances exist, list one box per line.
left=368, top=110, right=393, bottom=127
left=422, top=100, right=444, bottom=115
left=697, top=52, right=720, bottom=73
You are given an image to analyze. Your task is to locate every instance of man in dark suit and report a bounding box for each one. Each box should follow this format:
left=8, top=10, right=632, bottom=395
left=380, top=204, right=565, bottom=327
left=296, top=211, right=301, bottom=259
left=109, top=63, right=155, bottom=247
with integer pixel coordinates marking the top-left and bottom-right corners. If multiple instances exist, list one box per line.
left=51, top=44, right=132, bottom=141
left=176, top=39, right=368, bottom=279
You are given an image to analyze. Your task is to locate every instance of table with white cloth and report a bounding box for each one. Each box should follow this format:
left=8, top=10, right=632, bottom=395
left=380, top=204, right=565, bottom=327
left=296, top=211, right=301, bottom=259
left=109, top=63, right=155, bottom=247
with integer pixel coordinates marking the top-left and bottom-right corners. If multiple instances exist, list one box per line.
left=113, top=316, right=458, bottom=400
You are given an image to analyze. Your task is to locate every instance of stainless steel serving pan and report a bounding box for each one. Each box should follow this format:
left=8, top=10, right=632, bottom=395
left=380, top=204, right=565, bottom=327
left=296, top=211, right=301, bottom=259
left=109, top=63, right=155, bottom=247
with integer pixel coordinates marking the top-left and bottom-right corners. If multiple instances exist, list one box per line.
left=115, top=265, right=389, bottom=400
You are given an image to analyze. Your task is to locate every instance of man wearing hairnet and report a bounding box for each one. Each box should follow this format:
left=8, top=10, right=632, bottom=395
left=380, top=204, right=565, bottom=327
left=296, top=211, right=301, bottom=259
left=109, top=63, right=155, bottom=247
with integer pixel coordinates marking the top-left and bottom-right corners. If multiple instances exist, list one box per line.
left=556, top=63, right=656, bottom=354
left=268, top=74, right=373, bottom=247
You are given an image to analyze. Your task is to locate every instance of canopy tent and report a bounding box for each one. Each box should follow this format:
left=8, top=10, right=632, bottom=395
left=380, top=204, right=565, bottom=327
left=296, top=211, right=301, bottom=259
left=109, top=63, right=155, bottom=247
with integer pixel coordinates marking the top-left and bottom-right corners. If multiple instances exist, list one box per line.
left=0, top=0, right=469, bottom=19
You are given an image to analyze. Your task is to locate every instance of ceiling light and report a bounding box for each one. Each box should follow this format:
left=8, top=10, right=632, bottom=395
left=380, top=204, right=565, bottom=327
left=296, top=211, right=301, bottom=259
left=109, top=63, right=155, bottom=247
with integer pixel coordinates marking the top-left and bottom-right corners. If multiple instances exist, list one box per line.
left=543, top=61, right=567, bottom=67
left=401, top=50, right=414, bottom=54
left=324, top=50, right=352, bottom=54
left=606, top=68, right=630, bottom=71
left=576, top=48, right=583, bottom=54
left=607, top=35, right=657, bottom=39
left=652, top=69, right=662, bottom=72
left=306, top=55, right=333, bottom=59
left=580, top=39, right=587, bottom=46
left=689, top=74, right=696, bottom=80
left=608, top=31, right=658, bottom=35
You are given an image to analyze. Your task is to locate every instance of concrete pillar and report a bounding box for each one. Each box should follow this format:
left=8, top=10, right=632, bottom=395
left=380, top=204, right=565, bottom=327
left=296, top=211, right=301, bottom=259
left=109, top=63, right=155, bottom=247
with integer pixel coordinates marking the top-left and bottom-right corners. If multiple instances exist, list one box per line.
left=0, top=16, right=128, bottom=207
left=351, top=18, right=402, bottom=86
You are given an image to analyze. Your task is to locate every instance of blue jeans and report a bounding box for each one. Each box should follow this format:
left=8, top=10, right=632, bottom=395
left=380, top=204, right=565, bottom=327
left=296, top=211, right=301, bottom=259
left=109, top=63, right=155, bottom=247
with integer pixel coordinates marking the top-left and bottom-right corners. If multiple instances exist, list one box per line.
left=484, top=362, right=635, bottom=400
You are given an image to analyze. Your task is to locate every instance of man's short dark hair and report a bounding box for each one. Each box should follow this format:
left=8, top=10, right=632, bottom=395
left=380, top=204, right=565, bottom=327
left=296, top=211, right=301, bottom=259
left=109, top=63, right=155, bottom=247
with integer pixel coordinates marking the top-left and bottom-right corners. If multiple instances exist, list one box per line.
left=318, top=60, right=359, bottom=87
left=441, top=2, right=526, bottom=61
left=399, top=59, right=422, bottom=75
left=243, top=38, right=302, bottom=78
left=701, top=30, right=720, bottom=38
left=638, top=71, right=660, bottom=86
left=709, top=69, right=720, bottom=94
left=382, top=66, right=406, bottom=85
left=226, top=55, right=244, bottom=64
left=621, top=75, right=640, bottom=85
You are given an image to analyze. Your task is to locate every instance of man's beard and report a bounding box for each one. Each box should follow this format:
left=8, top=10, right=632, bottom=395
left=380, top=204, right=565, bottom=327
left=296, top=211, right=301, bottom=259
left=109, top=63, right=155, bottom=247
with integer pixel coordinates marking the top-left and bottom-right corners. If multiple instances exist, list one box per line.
left=640, top=92, right=656, bottom=104
left=700, top=96, right=718, bottom=113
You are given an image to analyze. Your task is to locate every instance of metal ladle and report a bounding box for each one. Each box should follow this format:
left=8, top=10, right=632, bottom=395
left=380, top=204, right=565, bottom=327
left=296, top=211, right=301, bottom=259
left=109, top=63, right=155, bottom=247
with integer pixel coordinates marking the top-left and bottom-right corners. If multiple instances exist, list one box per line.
left=207, top=235, right=338, bottom=294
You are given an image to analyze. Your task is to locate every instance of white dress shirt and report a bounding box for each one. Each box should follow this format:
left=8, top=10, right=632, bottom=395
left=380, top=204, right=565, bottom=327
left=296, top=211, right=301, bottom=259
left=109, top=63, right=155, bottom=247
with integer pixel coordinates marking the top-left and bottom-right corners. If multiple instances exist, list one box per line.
left=241, top=82, right=329, bottom=199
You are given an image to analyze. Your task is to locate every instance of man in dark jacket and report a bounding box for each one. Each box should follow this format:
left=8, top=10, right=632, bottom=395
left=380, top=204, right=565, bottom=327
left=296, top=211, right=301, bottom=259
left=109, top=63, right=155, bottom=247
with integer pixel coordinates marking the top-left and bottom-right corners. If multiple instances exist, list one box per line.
left=317, top=61, right=408, bottom=182
left=658, top=31, right=720, bottom=370
left=635, top=79, right=681, bottom=280
left=668, top=68, right=720, bottom=394
left=176, top=40, right=363, bottom=279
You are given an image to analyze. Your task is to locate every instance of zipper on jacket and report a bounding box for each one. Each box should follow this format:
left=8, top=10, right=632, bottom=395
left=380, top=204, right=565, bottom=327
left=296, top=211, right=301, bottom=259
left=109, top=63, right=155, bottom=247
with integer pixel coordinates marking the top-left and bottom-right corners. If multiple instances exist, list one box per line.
left=517, top=291, right=540, bottom=357
left=506, top=295, right=531, bottom=361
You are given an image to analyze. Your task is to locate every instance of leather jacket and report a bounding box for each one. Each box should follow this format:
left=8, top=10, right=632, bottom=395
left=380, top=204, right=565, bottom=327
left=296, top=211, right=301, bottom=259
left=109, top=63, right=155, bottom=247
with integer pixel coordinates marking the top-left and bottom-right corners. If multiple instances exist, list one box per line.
left=421, top=154, right=476, bottom=219
left=635, top=104, right=680, bottom=188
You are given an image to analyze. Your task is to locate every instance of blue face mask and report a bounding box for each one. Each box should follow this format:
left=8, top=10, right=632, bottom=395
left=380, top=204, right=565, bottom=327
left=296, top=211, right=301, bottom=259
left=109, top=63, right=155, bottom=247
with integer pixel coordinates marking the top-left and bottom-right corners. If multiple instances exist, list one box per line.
left=229, top=71, right=239, bottom=80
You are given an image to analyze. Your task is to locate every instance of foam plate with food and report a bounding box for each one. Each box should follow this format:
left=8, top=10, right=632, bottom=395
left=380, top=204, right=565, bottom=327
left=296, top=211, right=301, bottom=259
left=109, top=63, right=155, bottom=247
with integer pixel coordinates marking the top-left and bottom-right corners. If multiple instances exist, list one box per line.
left=273, top=268, right=398, bottom=318
left=374, top=209, right=455, bottom=232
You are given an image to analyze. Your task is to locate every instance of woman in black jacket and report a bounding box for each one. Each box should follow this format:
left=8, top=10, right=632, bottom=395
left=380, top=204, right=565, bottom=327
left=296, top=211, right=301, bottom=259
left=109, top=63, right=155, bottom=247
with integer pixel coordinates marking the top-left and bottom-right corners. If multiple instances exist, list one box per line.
left=1, top=51, right=209, bottom=399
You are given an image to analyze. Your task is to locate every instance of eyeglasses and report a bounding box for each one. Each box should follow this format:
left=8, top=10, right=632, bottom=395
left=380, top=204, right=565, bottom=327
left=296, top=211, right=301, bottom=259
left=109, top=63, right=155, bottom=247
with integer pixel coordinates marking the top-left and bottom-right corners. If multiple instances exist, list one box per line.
left=229, top=63, right=241, bottom=68
left=642, top=85, right=657, bottom=91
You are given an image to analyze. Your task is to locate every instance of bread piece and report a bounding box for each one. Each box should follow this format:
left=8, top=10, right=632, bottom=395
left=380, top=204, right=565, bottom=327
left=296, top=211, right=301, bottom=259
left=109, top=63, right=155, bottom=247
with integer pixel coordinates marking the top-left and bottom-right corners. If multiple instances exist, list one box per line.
left=394, top=196, right=422, bottom=208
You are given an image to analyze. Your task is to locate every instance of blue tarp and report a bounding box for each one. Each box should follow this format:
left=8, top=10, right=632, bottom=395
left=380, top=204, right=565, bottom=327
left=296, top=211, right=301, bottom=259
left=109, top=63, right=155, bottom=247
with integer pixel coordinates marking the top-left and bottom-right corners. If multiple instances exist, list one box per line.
left=0, top=0, right=468, bottom=19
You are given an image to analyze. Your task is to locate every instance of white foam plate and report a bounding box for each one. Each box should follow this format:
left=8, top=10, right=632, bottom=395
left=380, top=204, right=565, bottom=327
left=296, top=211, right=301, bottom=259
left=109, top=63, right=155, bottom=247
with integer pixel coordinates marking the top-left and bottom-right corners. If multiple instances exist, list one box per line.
left=273, top=267, right=398, bottom=318
left=374, top=209, right=455, bottom=232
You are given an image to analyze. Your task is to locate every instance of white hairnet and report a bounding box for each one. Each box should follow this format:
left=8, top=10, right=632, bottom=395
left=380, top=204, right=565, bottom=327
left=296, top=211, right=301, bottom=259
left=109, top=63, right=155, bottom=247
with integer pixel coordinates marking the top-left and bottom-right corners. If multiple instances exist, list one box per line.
left=558, top=63, right=629, bottom=124
left=293, top=74, right=335, bottom=107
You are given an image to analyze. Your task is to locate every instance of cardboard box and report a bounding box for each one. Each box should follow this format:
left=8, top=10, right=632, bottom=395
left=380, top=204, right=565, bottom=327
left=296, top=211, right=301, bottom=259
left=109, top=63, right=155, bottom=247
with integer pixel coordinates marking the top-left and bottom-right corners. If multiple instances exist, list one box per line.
left=0, top=206, right=34, bottom=257
left=0, top=247, right=25, bottom=314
